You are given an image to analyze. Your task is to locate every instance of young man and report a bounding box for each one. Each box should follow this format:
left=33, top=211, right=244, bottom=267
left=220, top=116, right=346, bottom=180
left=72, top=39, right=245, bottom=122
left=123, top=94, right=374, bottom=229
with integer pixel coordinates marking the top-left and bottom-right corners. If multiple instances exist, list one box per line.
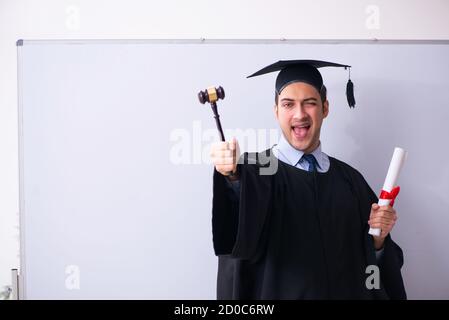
left=210, top=60, right=406, bottom=299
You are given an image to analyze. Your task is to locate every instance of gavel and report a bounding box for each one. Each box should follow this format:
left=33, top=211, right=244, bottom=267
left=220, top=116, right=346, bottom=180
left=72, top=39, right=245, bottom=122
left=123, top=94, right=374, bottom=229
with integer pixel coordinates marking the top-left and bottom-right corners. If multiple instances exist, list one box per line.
left=198, top=86, right=226, bottom=141
left=198, top=86, right=235, bottom=176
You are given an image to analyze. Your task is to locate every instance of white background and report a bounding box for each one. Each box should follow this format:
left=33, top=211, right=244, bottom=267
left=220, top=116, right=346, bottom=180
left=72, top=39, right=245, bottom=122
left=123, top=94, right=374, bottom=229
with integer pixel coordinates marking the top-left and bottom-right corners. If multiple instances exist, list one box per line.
left=1, top=0, right=449, bottom=298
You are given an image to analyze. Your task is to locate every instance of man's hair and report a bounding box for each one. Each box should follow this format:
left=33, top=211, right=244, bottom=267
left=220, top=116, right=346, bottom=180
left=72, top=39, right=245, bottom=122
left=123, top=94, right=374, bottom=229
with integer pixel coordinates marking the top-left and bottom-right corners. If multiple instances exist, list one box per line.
left=275, top=84, right=327, bottom=106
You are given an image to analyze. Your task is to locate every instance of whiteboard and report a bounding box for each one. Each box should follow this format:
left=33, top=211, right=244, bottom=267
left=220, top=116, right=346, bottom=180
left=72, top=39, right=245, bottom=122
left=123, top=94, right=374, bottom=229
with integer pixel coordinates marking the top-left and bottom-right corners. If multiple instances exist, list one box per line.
left=17, top=40, right=449, bottom=299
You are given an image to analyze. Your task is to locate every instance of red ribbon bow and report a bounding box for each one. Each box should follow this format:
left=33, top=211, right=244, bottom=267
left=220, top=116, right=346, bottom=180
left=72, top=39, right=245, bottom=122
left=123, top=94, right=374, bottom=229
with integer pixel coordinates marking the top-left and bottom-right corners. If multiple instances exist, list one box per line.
left=379, top=186, right=400, bottom=207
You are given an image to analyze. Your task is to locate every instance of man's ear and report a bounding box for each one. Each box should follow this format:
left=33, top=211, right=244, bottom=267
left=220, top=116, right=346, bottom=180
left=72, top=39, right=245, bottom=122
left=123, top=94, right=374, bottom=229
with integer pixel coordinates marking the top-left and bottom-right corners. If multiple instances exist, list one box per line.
left=323, top=100, right=329, bottom=118
left=274, top=104, right=279, bottom=120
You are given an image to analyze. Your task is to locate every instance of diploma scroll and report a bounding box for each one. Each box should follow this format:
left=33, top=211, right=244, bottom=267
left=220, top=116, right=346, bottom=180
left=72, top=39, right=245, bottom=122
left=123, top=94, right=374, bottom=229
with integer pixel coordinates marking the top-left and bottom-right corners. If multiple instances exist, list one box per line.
left=368, top=147, right=407, bottom=237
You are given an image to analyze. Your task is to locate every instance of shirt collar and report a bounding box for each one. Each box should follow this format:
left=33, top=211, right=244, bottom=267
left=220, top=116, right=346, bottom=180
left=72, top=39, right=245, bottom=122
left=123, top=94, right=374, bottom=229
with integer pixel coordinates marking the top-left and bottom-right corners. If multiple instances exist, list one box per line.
left=276, top=134, right=324, bottom=169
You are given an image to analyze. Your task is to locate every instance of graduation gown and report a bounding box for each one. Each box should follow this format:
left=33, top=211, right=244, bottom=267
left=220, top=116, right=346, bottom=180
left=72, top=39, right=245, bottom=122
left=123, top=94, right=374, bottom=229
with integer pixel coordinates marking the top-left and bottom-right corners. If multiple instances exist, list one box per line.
left=212, top=149, right=406, bottom=300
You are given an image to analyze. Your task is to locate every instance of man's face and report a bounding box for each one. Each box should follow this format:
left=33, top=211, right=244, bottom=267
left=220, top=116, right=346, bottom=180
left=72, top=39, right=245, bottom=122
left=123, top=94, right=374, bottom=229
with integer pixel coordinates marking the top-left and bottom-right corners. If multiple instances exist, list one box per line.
left=274, top=82, right=329, bottom=154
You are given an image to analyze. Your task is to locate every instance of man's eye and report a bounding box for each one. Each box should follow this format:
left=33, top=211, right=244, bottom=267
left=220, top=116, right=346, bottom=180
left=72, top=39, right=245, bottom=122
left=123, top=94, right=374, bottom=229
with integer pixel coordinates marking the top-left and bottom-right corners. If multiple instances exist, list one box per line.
left=283, top=103, right=293, bottom=108
left=305, top=101, right=317, bottom=106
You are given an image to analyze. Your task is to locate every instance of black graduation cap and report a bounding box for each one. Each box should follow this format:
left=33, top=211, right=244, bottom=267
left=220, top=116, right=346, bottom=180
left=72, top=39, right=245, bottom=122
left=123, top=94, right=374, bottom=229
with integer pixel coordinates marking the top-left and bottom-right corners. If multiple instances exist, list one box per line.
left=247, top=59, right=356, bottom=108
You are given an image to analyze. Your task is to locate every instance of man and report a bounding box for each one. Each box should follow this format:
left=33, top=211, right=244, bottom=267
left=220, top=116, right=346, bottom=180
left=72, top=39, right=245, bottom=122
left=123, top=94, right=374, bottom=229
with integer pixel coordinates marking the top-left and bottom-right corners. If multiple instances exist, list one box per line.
left=209, top=60, right=406, bottom=299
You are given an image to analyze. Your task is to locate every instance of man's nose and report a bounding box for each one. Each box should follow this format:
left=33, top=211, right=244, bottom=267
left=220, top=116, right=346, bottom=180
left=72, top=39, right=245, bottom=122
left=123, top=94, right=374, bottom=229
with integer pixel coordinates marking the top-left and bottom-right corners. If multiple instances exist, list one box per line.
left=292, top=104, right=306, bottom=119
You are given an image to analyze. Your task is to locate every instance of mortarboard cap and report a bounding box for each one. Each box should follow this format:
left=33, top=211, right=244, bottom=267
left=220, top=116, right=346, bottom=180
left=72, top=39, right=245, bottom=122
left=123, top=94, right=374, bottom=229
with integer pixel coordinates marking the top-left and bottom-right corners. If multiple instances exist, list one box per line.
left=247, top=59, right=356, bottom=108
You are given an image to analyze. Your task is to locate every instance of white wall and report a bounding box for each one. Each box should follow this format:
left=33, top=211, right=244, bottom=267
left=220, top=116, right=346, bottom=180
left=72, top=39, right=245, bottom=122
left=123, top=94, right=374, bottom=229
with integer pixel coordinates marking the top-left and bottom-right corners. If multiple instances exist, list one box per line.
left=1, top=0, right=449, bottom=296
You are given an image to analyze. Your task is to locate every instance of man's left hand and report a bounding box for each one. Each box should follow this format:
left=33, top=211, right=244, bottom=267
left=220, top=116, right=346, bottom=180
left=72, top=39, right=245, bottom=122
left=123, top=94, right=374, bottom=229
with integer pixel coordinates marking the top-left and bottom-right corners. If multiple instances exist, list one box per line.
left=368, top=203, right=398, bottom=249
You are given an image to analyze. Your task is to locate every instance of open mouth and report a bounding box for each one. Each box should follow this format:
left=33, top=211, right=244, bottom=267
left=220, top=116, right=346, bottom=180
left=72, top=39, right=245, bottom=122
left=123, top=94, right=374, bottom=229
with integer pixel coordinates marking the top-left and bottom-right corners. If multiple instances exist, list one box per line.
left=291, top=124, right=311, bottom=139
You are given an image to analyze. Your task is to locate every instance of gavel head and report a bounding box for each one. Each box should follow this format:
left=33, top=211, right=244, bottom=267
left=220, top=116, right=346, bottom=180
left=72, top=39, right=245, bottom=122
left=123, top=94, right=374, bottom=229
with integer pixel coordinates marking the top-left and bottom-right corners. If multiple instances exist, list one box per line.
left=198, top=86, right=225, bottom=104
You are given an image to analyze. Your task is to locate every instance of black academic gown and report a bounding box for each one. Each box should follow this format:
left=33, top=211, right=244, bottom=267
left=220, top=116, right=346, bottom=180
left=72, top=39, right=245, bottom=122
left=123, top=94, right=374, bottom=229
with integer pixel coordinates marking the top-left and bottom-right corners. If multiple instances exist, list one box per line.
left=212, top=149, right=406, bottom=300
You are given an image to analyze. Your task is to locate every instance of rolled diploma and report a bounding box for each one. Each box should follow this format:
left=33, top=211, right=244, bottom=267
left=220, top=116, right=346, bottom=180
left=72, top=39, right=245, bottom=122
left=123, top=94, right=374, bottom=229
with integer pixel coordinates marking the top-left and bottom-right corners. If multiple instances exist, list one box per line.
left=368, top=147, right=407, bottom=237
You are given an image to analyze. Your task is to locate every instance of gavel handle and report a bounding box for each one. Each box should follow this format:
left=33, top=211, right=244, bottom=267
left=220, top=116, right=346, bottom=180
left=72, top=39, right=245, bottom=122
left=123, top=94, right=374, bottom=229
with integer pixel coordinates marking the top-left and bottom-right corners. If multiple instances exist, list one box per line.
left=211, top=102, right=225, bottom=141
left=210, top=102, right=234, bottom=177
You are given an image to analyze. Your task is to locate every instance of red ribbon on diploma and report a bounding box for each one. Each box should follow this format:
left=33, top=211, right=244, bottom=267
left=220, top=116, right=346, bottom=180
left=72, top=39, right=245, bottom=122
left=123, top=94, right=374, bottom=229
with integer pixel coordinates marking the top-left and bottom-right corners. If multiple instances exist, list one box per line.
left=379, top=186, right=400, bottom=207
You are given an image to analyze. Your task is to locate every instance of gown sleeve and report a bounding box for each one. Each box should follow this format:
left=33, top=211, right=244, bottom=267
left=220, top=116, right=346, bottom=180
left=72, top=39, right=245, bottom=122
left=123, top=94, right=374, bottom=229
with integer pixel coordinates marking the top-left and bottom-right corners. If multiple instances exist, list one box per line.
left=348, top=164, right=407, bottom=300
left=212, top=151, right=273, bottom=260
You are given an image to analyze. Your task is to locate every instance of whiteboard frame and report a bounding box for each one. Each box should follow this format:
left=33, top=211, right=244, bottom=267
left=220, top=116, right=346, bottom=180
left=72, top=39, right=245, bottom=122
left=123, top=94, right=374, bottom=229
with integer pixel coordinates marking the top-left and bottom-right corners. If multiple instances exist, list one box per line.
left=16, top=38, right=449, bottom=299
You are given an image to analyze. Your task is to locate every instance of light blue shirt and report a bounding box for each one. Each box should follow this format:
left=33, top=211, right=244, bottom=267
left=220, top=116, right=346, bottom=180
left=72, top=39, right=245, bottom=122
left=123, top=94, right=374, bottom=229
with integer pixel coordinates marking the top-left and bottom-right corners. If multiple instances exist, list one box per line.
left=272, top=134, right=330, bottom=172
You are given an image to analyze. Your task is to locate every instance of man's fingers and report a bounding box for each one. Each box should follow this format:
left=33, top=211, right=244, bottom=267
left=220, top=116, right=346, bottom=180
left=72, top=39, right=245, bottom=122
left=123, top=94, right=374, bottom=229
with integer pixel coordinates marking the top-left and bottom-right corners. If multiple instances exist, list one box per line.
left=369, top=222, right=394, bottom=232
left=371, top=211, right=397, bottom=220
left=210, top=143, right=229, bottom=158
left=223, top=149, right=234, bottom=157
left=214, top=157, right=237, bottom=166
left=369, top=220, right=394, bottom=228
left=369, top=204, right=397, bottom=238
left=371, top=204, right=396, bottom=214
left=370, top=209, right=396, bottom=219
left=378, top=205, right=396, bottom=214
left=212, top=153, right=237, bottom=164
left=369, top=218, right=390, bottom=226
left=211, top=140, right=239, bottom=155
left=370, top=211, right=397, bottom=219
left=369, top=218, right=396, bottom=228
left=369, top=217, right=396, bottom=225
left=212, top=149, right=234, bottom=158
left=229, top=137, right=236, bottom=151
left=213, top=142, right=230, bottom=151
left=374, top=212, right=397, bottom=221
left=210, top=139, right=240, bottom=177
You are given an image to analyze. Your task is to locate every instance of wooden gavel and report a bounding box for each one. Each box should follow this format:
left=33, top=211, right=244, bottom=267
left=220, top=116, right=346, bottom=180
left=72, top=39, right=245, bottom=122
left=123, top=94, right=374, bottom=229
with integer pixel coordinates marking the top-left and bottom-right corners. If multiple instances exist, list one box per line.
left=198, top=86, right=235, bottom=176
left=198, top=86, right=226, bottom=141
